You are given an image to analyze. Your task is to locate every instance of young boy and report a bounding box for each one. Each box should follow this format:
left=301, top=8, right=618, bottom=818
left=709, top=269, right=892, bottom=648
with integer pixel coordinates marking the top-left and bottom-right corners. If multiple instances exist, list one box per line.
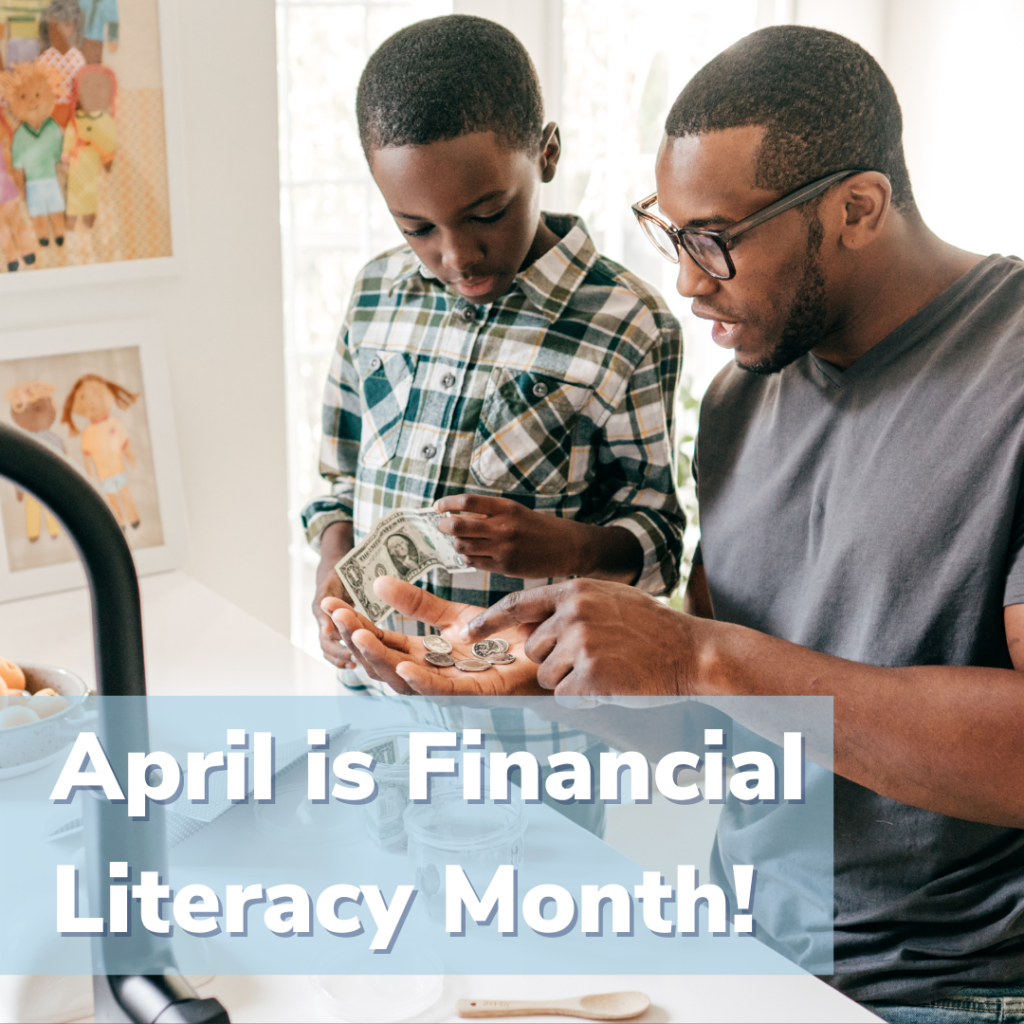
left=303, top=15, right=683, bottom=823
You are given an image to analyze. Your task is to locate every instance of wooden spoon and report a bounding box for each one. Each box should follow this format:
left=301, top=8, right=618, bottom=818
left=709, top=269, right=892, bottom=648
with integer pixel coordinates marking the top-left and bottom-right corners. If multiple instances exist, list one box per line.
left=456, top=990, right=651, bottom=1020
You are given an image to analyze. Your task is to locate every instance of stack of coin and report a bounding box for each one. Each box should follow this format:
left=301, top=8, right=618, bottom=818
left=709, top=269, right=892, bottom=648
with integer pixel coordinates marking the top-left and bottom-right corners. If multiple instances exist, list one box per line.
left=420, top=634, right=517, bottom=671
left=422, top=635, right=455, bottom=667
left=473, top=638, right=516, bottom=666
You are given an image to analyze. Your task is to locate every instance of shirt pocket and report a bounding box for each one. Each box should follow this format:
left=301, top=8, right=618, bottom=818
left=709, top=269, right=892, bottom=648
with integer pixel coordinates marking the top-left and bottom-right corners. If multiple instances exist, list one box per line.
left=470, top=367, right=593, bottom=495
left=358, top=349, right=417, bottom=468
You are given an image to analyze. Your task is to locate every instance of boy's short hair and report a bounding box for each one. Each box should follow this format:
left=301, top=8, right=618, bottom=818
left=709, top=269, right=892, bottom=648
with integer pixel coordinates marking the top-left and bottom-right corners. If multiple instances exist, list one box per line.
left=665, top=26, right=915, bottom=211
left=357, top=14, right=544, bottom=155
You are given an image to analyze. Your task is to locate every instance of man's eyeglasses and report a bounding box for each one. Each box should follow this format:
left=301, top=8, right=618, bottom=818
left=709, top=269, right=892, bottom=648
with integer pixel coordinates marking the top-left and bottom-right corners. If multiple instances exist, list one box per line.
left=631, top=169, right=876, bottom=280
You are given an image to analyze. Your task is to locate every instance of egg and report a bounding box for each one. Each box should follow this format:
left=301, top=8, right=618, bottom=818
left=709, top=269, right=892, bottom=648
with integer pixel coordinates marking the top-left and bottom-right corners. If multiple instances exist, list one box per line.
left=0, top=705, right=39, bottom=728
left=31, top=695, right=70, bottom=719
left=0, top=658, right=25, bottom=692
left=33, top=688, right=57, bottom=697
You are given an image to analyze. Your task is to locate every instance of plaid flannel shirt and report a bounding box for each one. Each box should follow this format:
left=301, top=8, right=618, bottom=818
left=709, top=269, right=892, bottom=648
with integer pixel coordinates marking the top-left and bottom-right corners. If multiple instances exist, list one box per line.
left=302, top=215, right=683, bottom=750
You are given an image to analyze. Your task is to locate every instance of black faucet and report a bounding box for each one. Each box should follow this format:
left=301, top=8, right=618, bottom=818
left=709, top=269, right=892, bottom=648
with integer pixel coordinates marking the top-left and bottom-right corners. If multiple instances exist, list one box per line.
left=0, top=422, right=230, bottom=1023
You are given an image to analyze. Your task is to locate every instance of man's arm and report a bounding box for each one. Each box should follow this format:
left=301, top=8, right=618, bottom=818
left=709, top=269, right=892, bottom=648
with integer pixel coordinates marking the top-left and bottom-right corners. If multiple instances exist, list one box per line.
left=457, top=580, right=1024, bottom=829
left=683, top=562, right=714, bottom=619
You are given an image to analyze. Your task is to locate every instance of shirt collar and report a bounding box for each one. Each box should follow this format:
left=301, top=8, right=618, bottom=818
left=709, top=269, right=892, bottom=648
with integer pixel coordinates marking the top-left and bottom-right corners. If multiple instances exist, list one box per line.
left=386, top=213, right=599, bottom=322
left=514, top=214, right=599, bottom=323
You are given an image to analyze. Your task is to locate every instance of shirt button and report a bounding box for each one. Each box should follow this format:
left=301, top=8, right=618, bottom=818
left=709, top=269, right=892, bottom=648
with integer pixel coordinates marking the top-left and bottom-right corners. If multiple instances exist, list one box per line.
left=441, top=373, right=456, bottom=389
left=461, top=306, right=477, bottom=322
left=369, top=355, right=382, bottom=371
left=532, top=382, right=549, bottom=398
left=421, top=444, right=437, bottom=459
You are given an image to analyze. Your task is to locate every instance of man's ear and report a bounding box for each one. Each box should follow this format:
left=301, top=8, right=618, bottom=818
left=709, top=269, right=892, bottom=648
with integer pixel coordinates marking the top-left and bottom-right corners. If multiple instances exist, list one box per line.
left=838, top=172, right=891, bottom=251
left=539, top=121, right=561, bottom=183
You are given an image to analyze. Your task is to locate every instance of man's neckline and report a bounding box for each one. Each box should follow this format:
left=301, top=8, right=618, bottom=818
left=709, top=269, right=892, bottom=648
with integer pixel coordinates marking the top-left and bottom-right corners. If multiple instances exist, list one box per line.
left=809, top=254, right=1004, bottom=388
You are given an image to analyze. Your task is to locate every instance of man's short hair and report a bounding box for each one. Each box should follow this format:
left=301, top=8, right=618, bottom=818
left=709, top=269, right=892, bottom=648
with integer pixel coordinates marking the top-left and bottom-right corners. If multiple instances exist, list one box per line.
left=357, top=14, right=544, bottom=155
left=665, top=26, right=914, bottom=210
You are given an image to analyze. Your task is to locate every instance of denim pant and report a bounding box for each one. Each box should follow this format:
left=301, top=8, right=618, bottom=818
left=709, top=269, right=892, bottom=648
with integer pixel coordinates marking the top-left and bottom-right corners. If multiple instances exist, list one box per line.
left=865, top=987, right=1024, bottom=1023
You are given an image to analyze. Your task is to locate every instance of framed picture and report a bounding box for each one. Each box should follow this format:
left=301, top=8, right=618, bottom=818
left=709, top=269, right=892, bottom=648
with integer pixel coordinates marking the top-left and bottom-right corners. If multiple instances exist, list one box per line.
left=0, top=0, right=181, bottom=286
left=0, top=317, right=186, bottom=601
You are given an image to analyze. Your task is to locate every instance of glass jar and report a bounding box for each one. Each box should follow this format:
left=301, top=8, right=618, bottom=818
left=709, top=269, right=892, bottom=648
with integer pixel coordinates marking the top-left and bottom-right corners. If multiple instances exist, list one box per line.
left=404, top=791, right=526, bottom=923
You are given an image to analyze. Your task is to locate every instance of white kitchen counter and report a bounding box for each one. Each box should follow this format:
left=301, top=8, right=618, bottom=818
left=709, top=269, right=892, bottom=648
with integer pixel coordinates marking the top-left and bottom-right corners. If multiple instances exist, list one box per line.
left=0, top=571, right=880, bottom=1024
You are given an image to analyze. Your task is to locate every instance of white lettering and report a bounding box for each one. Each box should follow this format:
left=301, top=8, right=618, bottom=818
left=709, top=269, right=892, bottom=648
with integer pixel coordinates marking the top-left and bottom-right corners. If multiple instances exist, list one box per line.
left=49, top=732, right=125, bottom=802
left=408, top=732, right=458, bottom=800
left=362, top=884, right=416, bottom=951
left=173, top=884, right=221, bottom=934
left=545, top=752, right=592, bottom=802
left=446, top=864, right=516, bottom=934
left=599, top=750, right=651, bottom=802
left=331, top=751, right=376, bottom=802
left=56, top=865, right=104, bottom=933
left=127, top=751, right=181, bottom=818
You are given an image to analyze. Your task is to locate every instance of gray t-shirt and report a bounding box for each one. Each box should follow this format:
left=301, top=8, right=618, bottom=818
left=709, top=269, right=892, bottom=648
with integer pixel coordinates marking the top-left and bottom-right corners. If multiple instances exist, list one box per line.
left=695, top=255, right=1024, bottom=1004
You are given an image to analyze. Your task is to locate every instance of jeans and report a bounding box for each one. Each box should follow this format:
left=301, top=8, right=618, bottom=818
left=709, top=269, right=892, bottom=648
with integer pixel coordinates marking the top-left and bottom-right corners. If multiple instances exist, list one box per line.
left=865, top=987, right=1024, bottom=1023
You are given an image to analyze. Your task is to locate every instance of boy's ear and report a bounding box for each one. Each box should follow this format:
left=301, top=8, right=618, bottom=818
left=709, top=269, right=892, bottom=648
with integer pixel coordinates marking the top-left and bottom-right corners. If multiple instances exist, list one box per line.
left=539, top=121, right=561, bottom=183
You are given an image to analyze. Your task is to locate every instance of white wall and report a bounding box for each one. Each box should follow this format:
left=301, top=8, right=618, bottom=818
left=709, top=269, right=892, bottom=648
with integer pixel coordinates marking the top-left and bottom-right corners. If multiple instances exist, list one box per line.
left=885, top=0, right=1024, bottom=260
left=790, top=0, right=888, bottom=59
left=788, top=0, right=1024, bottom=260
left=1, top=0, right=291, bottom=634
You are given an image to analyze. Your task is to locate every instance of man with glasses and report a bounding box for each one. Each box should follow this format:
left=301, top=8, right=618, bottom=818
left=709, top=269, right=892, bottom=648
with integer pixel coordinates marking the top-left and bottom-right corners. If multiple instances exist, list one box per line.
left=333, top=25, right=1024, bottom=1021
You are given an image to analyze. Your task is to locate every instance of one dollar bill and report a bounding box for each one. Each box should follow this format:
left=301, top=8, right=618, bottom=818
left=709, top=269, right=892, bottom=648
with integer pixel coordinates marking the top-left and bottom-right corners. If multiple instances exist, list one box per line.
left=335, top=508, right=474, bottom=622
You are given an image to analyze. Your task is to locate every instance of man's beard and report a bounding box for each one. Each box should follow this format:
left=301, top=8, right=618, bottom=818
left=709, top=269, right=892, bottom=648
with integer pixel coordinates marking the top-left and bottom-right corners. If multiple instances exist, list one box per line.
left=742, top=214, right=827, bottom=376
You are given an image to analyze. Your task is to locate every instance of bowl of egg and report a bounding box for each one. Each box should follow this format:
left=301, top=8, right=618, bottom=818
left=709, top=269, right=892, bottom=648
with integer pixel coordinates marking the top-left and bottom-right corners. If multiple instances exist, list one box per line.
left=0, top=657, right=91, bottom=779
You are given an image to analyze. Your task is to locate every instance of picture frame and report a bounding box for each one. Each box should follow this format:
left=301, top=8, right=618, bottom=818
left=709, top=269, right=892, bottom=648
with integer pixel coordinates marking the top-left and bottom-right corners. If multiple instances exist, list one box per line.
left=0, top=317, right=187, bottom=601
left=0, top=0, right=185, bottom=292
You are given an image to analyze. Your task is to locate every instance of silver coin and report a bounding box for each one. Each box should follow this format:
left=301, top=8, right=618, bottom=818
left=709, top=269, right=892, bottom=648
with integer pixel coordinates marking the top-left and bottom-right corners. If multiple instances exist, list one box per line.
left=486, top=653, right=516, bottom=665
left=422, top=635, right=452, bottom=654
left=455, top=659, right=491, bottom=672
left=425, top=652, right=456, bottom=667
left=471, top=640, right=503, bottom=658
left=490, top=638, right=509, bottom=654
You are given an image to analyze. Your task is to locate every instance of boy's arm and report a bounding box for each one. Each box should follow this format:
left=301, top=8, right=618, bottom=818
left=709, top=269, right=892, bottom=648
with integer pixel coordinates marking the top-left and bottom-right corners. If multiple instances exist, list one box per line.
left=303, top=326, right=361, bottom=669
left=436, top=308, right=684, bottom=592
left=434, top=494, right=643, bottom=583
left=583, top=326, right=685, bottom=596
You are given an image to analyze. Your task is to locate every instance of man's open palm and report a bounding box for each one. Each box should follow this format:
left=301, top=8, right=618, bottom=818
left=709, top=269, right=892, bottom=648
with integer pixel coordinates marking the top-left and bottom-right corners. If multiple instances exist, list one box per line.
left=324, top=576, right=545, bottom=696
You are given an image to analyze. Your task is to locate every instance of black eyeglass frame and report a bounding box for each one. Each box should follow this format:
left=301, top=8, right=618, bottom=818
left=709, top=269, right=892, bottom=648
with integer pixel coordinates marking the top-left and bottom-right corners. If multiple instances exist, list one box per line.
left=631, top=168, right=878, bottom=280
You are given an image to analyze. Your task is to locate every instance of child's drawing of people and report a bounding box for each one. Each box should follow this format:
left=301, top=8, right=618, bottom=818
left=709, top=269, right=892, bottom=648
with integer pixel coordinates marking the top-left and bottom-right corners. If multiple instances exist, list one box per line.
left=0, top=106, right=36, bottom=271
left=37, top=0, right=85, bottom=128
left=61, top=61, right=113, bottom=230
left=5, top=380, right=64, bottom=541
left=0, top=60, right=66, bottom=247
left=77, top=0, right=116, bottom=65
left=61, top=373, right=140, bottom=529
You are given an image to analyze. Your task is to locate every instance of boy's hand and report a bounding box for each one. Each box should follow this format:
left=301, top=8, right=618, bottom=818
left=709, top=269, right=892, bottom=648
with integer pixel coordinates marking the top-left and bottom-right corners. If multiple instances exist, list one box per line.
left=434, top=495, right=643, bottom=583
left=313, top=521, right=357, bottom=670
left=328, top=576, right=546, bottom=697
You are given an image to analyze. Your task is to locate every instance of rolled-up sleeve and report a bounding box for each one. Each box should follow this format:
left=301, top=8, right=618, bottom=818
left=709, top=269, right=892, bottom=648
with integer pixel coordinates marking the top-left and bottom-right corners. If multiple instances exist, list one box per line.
left=588, top=310, right=684, bottom=595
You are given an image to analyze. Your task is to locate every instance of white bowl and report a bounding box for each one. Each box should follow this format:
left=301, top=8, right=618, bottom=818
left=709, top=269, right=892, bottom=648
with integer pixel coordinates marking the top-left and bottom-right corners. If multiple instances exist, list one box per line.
left=0, top=664, right=91, bottom=778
